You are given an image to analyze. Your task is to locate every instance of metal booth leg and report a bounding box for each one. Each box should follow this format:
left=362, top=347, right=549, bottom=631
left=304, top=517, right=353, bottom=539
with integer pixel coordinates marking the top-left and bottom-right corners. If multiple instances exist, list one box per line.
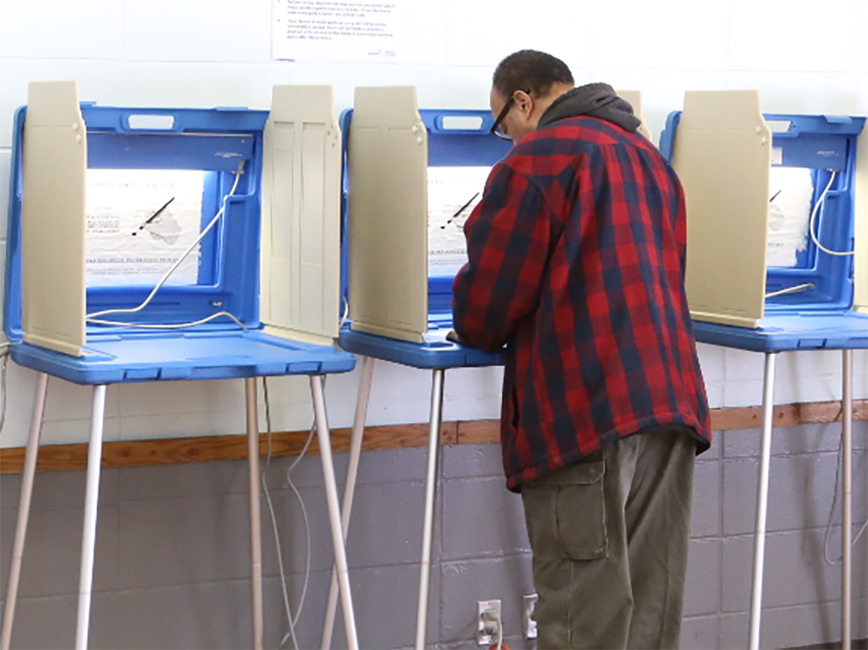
left=1, top=372, right=49, bottom=650
left=245, top=377, right=264, bottom=650
left=75, top=384, right=108, bottom=650
left=415, top=368, right=445, bottom=650
left=748, top=352, right=777, bottom=650
left=321, top=356, right=375, bottom=650
left=310, top=375, right=359, bottom=650
left=841, top=350, right=853, bottom=650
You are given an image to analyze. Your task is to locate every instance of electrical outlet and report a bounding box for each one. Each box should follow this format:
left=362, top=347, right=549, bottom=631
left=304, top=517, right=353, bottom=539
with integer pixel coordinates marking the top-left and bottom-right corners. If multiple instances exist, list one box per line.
left=477, top=599, right=502, bottom=646
left=523, top=593, right=538, bottom=639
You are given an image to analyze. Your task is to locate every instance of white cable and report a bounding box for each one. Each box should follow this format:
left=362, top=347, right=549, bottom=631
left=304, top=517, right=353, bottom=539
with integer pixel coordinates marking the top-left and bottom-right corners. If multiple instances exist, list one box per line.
left=259, top=376, right=318, bottom=649
left=281, top=381, right=320, bottom=643
left=87, top=311, right=246, bottom=331
left=340, top=297, right=350, bottom=328
left=86, top=166, right=244, bottom=321
left=808, top=170, right=853, bottom=257
left=278, top=376, right=330, bottom=645
left=765, top=283, right=814, bottom=299
left=854, top=520, right=868, bottom=548
left=823, top=433, right=842, bottom=565
left=823, top=429, right=868, bottom=565
left=261, top=378, right=302, bottom=650
left=279, top=434, right=314, bottom=646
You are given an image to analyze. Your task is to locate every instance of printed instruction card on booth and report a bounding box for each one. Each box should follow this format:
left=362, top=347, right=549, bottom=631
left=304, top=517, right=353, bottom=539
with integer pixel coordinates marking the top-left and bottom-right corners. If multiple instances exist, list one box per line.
left=427, top=166, right=490, bottom=277
left=85, top=169, right=205, bottom=287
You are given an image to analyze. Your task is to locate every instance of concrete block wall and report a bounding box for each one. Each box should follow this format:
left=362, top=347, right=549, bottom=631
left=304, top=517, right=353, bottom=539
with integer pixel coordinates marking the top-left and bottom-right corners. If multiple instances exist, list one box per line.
left=1, top=420, right=866, bottom=649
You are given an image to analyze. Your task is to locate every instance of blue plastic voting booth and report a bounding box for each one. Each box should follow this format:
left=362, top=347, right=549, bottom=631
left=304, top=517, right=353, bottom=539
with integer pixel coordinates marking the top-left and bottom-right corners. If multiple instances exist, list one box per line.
left=2, top=82, right=360, bottom=650
left=659, top=90, right=867, bottom=650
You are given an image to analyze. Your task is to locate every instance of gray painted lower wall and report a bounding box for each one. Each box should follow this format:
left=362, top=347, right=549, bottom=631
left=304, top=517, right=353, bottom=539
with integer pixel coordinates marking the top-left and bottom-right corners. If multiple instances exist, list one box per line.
left=0, top=421, right=866, bottom=649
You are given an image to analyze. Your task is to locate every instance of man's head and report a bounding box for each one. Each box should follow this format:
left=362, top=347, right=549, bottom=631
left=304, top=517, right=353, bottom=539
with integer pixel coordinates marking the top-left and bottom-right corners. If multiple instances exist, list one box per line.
left=490, top=50, right=575, bottom=144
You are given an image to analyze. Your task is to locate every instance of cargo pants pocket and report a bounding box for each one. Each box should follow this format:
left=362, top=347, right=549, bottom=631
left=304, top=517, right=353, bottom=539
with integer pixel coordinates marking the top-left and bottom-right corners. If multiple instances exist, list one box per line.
left=521, top=458, right=608, bottom=561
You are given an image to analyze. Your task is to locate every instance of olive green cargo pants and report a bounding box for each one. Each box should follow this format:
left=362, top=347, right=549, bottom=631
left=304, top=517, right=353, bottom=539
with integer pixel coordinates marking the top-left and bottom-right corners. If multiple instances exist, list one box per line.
left=520, top=427, right=696, bottom=650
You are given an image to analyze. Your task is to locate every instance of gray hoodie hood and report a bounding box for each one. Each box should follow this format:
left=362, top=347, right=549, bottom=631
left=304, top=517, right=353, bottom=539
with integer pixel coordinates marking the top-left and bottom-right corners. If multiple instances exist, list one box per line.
left=537, top=82, right=641, bottom=132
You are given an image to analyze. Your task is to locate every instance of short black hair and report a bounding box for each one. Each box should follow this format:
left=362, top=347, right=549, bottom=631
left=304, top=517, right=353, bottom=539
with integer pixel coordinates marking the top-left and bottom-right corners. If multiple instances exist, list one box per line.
left=492, top=50, right=574, bottom=98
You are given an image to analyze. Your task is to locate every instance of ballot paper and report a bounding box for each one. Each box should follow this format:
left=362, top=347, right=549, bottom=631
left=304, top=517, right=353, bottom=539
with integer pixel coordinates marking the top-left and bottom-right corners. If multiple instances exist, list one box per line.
left=85, top=170, right=206, bottom=286
left=767, top=166, right=815, bottom=268
left=427, top=166, right=491, bottom=277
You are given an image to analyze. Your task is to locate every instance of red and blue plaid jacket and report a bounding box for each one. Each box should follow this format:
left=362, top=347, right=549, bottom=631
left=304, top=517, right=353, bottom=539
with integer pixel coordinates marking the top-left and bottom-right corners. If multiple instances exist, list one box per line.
left=452, top=115, right=711, bottom=491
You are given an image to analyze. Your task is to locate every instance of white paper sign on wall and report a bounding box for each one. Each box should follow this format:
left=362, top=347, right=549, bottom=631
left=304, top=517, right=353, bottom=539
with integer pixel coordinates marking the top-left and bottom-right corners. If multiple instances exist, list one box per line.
left=272, top=0, right=406, bottom=63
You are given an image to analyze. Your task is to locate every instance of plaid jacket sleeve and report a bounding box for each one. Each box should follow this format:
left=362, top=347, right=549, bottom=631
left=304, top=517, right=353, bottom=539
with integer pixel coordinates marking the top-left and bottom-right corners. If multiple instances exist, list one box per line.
left=452, top=163, right=558, bottom=352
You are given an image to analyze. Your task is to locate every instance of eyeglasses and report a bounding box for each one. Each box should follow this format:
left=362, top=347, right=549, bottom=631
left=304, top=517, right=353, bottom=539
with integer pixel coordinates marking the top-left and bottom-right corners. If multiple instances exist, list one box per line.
left=490, top=89, right=530, bottom=141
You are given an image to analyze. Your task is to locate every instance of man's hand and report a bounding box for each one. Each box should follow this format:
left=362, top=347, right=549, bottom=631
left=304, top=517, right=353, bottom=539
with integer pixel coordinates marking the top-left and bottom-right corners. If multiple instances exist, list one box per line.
left=446, top=329, right=473, bottom=346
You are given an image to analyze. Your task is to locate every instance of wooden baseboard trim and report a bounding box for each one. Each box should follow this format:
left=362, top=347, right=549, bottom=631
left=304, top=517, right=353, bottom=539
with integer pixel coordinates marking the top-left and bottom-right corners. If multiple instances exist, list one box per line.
left=0, top=400, right=864, bottom=474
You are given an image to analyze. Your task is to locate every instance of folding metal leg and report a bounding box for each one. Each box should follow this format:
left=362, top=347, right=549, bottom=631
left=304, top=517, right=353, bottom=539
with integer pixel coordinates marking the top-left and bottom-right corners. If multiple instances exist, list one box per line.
left=415, top=368, right=445, bottom=650
left=1, top=372, right=49, bottom=650
left=748, top=352, right=776, bottom=650
left=321, top=356, right=375, bottom=650
left=841, top=350, right=853, bottom=650
left=310, top=375, right=359, bottom=650
left=75, top=384, right=107, bottom=650
left=245, top=377, right=264, bottom=650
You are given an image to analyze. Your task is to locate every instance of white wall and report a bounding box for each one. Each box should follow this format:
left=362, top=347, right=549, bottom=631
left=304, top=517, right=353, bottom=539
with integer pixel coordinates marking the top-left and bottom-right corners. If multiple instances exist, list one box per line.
left=0, top=0, right=866, bottom=448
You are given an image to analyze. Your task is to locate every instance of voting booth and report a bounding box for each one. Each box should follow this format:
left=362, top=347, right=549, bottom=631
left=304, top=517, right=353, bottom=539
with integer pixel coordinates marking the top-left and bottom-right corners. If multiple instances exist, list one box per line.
left=341, top=86, right=510, bottom=360
left=322, top=85, right=510, bottom=649
left=2, top=82, right=359, bottom=650
left=660, top=90, right=867, bottom=347
left=659, top=90, right=866, bottom=650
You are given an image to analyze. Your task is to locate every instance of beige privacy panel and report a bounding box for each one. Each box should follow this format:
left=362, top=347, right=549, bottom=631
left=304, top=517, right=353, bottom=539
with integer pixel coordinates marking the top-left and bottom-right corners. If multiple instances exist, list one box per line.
left=616, top=90, right=652, bottom=141
left=672, top=90, right=772, bottom=328
left=21, top=81, right=86, bottom=356
left=261, top=85, right=342, bottom=345
left=855, top=131, right=868, bottom=313
left=348, top=86, right=428, bottom=343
